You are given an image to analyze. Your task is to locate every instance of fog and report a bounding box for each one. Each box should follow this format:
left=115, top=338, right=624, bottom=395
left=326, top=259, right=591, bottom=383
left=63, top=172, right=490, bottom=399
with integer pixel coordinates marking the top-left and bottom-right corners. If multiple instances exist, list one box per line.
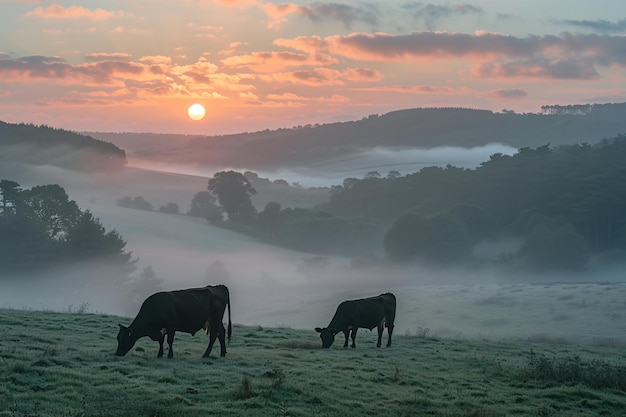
left=128, top=144, right=518, bottom=188
left=2, top=146, right=626, bottom=348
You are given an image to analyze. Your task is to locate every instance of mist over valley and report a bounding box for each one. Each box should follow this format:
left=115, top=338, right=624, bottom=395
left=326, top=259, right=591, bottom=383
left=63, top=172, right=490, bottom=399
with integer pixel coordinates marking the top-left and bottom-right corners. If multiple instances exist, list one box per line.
left=3, top=106, right=626, bottom=349
left=2, top=132, right=625, bottom=348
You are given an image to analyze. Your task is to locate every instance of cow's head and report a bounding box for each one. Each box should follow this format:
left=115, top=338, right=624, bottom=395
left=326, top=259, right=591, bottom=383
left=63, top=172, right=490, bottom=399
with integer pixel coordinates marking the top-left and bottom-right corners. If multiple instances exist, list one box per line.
left=315, top=327, right=338, bottom=348
left=115, top=324, right=137, bottom=356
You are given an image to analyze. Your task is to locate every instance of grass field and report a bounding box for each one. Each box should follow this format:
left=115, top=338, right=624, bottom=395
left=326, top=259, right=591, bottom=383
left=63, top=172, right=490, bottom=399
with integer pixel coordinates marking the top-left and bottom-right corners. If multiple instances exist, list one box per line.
left=1, top=308, right=625, bottom=417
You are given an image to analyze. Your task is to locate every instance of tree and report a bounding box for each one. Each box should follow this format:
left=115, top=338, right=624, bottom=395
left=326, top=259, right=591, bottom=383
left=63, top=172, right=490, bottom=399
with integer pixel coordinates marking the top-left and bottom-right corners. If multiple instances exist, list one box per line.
left=207, top=170, right=257, bottom=223
left=128, top=266, right=163, bottom=308
left=449, top=204, right=497, bottom=241
left=19, top=184, right=82, bottom=240
left=516, top=223, right=589, bottom=271
left=187, top=191, right=220, bottom=218
left=257, top=202, right=282, bottom=241
left=63, top=210, right=135, bottom=271
left=0, top=213, right=52, bottom=271
left=117, top=196, right=153, bottom=211
left=384, top=211, right=472, bottom=263
left=159, top=202, right=179, bottom=214
left=0, top=180, right=21, bottom=217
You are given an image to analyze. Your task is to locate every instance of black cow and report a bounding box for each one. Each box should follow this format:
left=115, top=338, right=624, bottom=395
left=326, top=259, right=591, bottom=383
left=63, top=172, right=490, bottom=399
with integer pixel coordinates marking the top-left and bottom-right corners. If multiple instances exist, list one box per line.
left=315, top=292, right=396, bottom=349
left=115, top=285, right=232, bottom=358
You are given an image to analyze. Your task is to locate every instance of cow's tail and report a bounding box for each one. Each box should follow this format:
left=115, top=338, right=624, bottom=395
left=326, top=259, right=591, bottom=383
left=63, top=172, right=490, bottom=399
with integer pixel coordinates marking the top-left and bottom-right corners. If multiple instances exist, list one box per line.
left=226, top=287, right=232, bottom=343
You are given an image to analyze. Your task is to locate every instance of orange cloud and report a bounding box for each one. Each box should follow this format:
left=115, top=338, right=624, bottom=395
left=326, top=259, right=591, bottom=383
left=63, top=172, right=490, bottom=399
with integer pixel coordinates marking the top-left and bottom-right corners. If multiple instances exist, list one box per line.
left=274, top=36, right=327, bottom=54
left=140, top=55, right=173, bottom=65
left=221, top=51, right=338, bottom=72
left=266, top=92, right=350, bottom=104
left=361, top=85, right=458, bottom=94
left=26, top=4, right=124, bottom=21
left=262, top=2, right=303, bottom=29
left=85, top=53, right=132, bottom=61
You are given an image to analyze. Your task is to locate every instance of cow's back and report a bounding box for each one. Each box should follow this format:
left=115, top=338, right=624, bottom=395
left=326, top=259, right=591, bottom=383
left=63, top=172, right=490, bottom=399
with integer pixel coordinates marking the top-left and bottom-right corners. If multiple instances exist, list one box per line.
left=132, top=288, right=213, bottom=335
left=331, top=296, right=387, bottom=331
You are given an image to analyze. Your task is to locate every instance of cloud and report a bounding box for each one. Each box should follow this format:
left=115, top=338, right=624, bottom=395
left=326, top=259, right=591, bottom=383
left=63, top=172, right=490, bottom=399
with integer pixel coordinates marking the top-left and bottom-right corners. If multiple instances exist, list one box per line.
left=262, top=66, right=382, bottom=86
left=361, top=84, right=459, bottom=94
left=403, top=2, right=484, bottom=30
left=25, top=4, right=124, bottom=21
left=85, top=53, right=133, bottom=61
left=257, top=1, right=380, bottom=29
left=262, top=2, right=302, bottom=21
left=473, top=58, right=600, bottom=80
left=140, top=55, right=173, bottom=65
left=559, top=19, right=626, bottom=34
left=266, top=92, right=350, bottom=103
left=0, top=55, right=166, bottom=87
left=274, top=35, right=328, bottom=54
left=489, top=88, right=528, bottom=99
left=296, top=2, right=379, bottom=28
left=221, top=51, right=338, bottom=72
left=322, top=31, right=537, bottom=61
left=283, top=31, right=626, bottom=80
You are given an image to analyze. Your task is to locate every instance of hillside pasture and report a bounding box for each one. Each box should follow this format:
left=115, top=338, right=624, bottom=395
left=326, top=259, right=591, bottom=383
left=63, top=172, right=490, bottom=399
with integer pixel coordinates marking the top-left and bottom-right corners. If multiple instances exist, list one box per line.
left=1, top=308, right=625, bottom=417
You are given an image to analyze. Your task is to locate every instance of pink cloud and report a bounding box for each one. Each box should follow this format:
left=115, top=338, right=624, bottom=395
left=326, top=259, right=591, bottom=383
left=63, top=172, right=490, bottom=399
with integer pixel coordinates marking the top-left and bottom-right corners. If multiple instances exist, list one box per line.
left=279, top=31, right=626, bottom=81
left=0, top=56, right=166, bottom=87
left=26, top=4, right=124, bottom=21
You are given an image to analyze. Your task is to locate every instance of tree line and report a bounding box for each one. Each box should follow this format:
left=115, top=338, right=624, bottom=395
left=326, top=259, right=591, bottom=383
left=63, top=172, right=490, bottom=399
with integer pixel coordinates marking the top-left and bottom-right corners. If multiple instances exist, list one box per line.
left=9, top=134, right=624, bottom=276
left=0, top=121, right=127, bottom=171
left=196, top=135, right=626, bottom=271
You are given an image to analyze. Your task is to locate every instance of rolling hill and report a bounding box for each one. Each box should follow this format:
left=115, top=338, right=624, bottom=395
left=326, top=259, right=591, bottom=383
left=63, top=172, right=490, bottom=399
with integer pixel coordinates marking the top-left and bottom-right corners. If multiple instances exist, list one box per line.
left=89, top=103, right=626, bottom=171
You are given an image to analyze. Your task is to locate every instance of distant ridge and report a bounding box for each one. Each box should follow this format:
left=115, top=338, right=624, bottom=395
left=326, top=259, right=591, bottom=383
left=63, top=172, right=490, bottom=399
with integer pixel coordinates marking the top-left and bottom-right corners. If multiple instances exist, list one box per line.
left=89, top=103, right=626, bottom=170
left=0, top=121, right=127, bottom=171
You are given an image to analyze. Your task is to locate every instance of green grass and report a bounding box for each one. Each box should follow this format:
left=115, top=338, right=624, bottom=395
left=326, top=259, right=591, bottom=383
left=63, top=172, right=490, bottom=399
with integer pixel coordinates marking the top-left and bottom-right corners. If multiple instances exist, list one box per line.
left=1, top=308, right=625, bottom=417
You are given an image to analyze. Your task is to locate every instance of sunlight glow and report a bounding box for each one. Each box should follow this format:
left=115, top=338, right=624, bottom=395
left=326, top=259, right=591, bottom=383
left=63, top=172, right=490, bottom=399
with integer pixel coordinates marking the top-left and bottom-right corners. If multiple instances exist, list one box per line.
left=187, top=103, right=206, bottom=121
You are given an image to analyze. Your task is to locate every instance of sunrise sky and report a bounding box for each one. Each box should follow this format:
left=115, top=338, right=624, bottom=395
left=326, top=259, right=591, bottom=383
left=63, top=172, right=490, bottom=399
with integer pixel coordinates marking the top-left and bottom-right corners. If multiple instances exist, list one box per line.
left=1, top=0, right=625, bottom=135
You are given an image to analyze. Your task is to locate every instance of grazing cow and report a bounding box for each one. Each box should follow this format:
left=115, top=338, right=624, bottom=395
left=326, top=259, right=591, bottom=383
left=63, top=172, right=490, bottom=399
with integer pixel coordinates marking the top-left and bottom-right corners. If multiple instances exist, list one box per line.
left=115, top=285, right=232, bottom=359
left=315, top=293, right=396, bottom=349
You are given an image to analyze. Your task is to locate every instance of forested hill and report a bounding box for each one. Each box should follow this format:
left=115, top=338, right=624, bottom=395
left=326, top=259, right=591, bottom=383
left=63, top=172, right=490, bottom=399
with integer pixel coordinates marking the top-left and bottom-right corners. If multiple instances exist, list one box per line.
left=0, top=121, right=126, bottom=171
left=90, top=102, right=626, bottom=170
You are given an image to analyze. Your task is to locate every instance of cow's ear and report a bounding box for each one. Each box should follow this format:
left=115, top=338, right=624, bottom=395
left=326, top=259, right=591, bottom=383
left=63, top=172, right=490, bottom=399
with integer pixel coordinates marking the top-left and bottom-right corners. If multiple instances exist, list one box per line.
left=118, top=324, right=126, bottom=330
left=314, top=327, right=323, bottom=333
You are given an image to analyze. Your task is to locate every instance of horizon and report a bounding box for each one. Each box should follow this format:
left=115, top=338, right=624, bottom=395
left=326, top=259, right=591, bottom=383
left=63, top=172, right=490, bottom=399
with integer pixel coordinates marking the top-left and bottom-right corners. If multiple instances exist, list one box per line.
left=1, top=1, right=625, bottom=135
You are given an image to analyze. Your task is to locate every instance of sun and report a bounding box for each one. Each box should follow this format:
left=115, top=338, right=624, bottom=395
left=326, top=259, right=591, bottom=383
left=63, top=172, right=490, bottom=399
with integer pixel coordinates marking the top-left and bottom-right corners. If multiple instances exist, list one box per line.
left=187, top=103, right=206, bottom=121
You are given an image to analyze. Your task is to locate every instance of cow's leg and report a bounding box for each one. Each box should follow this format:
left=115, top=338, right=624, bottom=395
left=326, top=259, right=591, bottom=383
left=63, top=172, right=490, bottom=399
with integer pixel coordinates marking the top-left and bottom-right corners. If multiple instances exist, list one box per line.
left=218, top=323, right=227, bottom=357
left=386, top=323, right=394, bottom=347
left=350, top=328, right=358, bottom=348
left=166, top=331, right=175, bottom=359
left=157, top=334, right=165, bottom=358
left=203, top=322, right=218, bottom=358
left=342, top=330, right=349, bottom=348
left=377, top=324, right=384, bottom=347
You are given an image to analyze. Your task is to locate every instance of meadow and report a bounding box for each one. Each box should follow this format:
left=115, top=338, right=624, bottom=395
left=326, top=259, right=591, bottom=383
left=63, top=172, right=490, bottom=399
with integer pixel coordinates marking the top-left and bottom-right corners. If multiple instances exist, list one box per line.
left=1, top=308, right=625, bottom=417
